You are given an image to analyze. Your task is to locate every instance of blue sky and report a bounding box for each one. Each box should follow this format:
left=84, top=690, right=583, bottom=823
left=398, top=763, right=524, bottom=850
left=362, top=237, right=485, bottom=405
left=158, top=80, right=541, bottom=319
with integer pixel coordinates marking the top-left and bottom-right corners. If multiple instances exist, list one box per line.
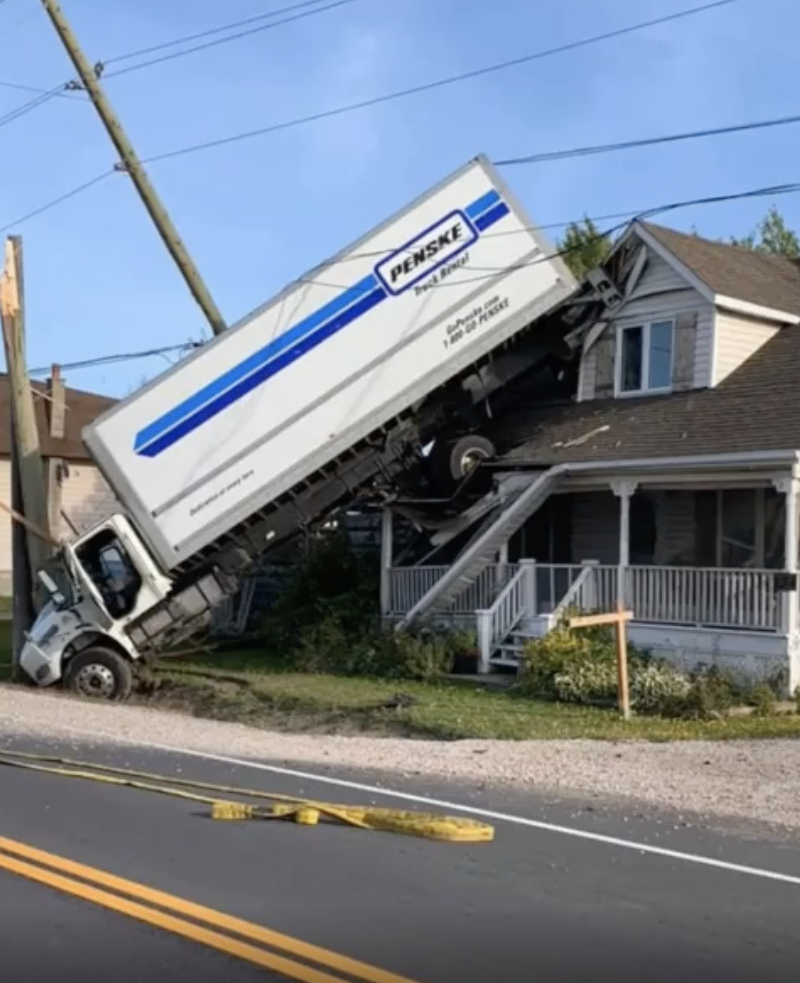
left=0, top=0, right=798, bottom=397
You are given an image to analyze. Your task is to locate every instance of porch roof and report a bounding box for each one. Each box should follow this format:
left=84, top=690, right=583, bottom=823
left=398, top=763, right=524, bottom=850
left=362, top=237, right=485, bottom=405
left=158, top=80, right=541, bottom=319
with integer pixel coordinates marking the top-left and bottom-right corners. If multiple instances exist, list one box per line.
left=494, top=319, right=800, bottom=466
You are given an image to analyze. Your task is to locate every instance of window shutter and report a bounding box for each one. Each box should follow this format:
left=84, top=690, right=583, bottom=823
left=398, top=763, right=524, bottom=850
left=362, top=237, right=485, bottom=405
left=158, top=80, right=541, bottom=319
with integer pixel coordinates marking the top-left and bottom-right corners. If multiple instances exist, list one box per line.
left=672, top=312, right=697, bottom=391
left=593, top=329, right=615, bottom=398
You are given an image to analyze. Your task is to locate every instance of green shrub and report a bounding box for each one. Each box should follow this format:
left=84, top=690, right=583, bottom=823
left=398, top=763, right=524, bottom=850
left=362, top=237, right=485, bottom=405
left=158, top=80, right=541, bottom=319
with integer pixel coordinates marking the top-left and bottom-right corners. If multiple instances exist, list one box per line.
left=630, top=662, right=692, bottom=712
left=553, top=661, right=618, bottom=704
left=748, top=684, right=777, bottom=717
left=258, top=530, right=380, bottom=653
left=291, top=614, right=453, bottom=681
left=517, top=617, right=647, bottom=704
left=668, top=665, right=737, bottom=719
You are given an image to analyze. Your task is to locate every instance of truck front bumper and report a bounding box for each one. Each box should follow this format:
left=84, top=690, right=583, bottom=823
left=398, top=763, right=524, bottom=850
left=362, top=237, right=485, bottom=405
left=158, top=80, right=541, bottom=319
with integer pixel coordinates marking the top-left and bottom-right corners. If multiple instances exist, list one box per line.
left=19, top=639, right=62, bottom=687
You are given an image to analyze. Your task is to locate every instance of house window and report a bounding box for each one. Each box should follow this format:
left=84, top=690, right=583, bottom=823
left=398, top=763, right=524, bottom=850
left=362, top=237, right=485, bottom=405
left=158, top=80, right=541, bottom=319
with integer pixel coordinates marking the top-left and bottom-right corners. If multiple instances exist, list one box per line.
left=617, top=319, right=674, bottom=395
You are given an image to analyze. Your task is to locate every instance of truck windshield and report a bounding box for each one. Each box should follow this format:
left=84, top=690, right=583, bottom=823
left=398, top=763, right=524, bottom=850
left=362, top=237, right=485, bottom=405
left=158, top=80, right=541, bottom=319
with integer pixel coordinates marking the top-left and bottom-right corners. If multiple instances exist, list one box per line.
left=75, top=529, right=143, bottom=619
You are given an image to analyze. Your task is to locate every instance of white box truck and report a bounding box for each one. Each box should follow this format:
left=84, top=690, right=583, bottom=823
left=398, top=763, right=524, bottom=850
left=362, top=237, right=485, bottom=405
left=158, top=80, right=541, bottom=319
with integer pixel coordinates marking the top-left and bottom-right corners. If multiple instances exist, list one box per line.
left=19, top=153, right=576, bottom=699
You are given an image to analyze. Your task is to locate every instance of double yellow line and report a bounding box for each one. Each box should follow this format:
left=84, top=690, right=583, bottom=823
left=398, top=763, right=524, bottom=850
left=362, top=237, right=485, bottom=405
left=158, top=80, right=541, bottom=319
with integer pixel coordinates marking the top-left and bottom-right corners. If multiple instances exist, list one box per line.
left=0, top=834, right=422, bottom=983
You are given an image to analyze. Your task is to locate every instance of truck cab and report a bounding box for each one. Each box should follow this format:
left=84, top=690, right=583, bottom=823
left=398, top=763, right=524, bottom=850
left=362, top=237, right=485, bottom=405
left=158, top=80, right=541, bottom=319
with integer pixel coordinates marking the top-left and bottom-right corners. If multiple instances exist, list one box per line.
left=20, top=514, right=173, bottom=699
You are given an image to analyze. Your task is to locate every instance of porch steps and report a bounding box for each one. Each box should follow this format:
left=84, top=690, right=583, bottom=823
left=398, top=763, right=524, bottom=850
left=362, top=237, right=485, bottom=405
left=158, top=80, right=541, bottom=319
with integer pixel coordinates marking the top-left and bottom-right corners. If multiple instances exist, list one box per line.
left=396, top=466, right=565, bottom=630
left=492, top=630, right=534, bottom=670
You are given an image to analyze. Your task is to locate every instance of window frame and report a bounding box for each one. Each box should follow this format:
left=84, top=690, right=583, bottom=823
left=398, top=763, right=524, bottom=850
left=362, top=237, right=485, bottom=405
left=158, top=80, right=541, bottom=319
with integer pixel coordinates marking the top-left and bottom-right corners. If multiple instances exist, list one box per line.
left=614, top=318, right=676, bottom=397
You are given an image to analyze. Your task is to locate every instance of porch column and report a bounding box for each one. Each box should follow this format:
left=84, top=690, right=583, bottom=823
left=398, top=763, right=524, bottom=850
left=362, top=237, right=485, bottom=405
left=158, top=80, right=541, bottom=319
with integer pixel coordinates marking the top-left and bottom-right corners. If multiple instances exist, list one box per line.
left=773, top=474, right=799, bottom=639
left=612, top=480, right=637, bottom=607
left=379, top=506, right=394, bottom=619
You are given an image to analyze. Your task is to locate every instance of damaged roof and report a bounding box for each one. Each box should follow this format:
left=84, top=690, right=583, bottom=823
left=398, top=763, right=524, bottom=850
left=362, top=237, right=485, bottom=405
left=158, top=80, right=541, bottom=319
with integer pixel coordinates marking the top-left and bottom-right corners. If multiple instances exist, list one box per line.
left=495, top=319, right=800, bottom=465
left=640, top=222, right=800, bottom=316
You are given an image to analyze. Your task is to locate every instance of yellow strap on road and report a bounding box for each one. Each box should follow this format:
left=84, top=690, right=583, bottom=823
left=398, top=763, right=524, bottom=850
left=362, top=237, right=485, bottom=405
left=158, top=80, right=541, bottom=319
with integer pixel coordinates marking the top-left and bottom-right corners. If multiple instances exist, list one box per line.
left=0, top=749, right=494, bottom=844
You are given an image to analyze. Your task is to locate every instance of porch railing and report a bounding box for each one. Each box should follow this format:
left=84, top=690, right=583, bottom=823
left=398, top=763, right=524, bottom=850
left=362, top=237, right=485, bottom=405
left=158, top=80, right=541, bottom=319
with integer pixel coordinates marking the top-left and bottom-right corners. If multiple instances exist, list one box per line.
left=387, top=562, right=785, bottom=633
left=592, top=564, right=782, bottom=632
left=476, top=562, right=533, bottom=669
left=388, top=563, right=519, bottom=616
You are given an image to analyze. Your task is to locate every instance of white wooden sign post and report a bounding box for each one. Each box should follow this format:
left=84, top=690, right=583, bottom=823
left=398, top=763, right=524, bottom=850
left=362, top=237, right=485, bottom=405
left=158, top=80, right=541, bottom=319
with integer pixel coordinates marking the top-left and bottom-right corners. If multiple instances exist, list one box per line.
left=567, top=602, right=633, bottom=720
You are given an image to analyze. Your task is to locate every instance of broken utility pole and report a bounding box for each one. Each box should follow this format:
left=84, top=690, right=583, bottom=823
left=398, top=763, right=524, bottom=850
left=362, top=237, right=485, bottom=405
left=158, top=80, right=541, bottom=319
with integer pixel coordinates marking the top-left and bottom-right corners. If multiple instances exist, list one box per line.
left=1, top=237, right=51, bottom=672
left=39, top=0, right=227, bottom=338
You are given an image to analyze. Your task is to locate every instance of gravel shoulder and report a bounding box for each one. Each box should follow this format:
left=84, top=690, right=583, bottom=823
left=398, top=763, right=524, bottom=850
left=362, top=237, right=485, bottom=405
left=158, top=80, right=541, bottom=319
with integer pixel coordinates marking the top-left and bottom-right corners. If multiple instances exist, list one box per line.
left=1, top=685, right=799, bottom=831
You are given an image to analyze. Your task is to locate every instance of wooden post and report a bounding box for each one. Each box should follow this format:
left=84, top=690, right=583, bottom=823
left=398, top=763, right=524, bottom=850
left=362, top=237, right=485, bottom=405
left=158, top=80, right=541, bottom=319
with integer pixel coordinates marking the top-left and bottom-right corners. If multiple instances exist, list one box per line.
left=1, top=236, right=51, bottom=610
left=567, top=605, right=633, bottom=720
left=40, top=0, right=227, bottom=337
left=9, top=415, right=34, bottom=679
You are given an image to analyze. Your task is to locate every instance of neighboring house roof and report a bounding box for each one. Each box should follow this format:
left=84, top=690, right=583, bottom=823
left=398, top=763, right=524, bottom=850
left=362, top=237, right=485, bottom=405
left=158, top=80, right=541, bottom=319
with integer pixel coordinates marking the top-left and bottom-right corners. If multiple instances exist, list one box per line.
left=0, top=376, right=115, bottom=461
left=639, top=222, right=800, bottom=316
left=495, top=316, right=800, bottom=465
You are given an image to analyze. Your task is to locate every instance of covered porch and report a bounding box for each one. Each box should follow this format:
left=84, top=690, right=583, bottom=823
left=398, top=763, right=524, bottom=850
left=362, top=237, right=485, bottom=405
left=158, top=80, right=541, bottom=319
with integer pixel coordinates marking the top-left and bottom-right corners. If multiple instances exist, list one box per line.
left=380, top=451, right=800, bottom=693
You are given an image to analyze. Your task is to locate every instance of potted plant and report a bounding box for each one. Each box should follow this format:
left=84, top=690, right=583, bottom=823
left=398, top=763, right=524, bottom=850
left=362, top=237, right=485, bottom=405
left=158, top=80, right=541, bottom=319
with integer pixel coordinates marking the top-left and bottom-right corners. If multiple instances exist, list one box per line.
left=448, top=628, right=480, bottom=675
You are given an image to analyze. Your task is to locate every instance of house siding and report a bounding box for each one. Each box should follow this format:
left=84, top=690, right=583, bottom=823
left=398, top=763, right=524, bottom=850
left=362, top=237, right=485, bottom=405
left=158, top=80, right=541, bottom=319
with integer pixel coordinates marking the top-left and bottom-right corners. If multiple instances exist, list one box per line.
left=59, top=464, right=119, bottom=539
left=712, top=309, right=780, bottom=386
left=578, top=247, right=714, bottom=400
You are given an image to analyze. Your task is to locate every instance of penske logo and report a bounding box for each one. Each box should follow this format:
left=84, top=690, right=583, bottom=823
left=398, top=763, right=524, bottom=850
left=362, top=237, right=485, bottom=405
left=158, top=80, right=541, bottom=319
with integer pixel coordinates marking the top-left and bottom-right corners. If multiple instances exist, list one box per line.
left=375, top=209, right=478, bottom=296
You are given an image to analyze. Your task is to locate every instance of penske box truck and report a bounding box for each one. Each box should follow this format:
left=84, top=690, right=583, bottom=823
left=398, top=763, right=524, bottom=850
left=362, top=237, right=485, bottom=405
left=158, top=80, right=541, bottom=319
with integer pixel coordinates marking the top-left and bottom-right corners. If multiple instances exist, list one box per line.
left=19, top=153, right=575, bottom=699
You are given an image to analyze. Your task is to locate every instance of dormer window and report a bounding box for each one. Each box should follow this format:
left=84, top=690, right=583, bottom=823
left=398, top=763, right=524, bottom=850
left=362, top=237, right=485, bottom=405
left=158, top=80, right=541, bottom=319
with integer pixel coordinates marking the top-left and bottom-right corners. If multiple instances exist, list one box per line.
left=616, top=319, right=674, bottom=395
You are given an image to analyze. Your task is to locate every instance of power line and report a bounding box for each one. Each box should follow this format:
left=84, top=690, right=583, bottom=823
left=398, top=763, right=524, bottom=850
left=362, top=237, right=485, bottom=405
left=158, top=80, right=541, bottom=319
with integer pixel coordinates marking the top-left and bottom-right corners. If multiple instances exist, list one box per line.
left=0, top=170, right=112, bottom=236
left=140, top=0, right=741, bottom=165
left=103, top=0, right=365, bottom=79
left=0, top=83, right=67, bottom=132
left=0, top=76, right=79, bottom=99
left=24, top=178, right=800, bottom=377
left=0, top=1, right=351, bottom=98
left=300, top=180, right=800, bottom=289
left=28, top=342, right=200, bottom=376
left=496, top=112, right=800, bottom=166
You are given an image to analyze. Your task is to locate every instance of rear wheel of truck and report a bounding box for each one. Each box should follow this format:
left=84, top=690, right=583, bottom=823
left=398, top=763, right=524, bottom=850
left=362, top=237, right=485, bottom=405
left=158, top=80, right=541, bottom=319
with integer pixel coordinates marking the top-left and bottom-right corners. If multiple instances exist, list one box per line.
left=430, top=434, right=496, bottom=492
left=63, top=647, right=133, bottom=702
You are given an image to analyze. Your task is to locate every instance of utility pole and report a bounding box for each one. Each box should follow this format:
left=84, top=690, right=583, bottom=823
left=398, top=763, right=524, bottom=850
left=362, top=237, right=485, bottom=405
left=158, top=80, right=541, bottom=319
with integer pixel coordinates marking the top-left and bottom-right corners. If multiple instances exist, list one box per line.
left=39, top=0, right=227, bottom=338
left=1, top=237, right=51, bottom=671
left=9, top=414, right=34, bottom=679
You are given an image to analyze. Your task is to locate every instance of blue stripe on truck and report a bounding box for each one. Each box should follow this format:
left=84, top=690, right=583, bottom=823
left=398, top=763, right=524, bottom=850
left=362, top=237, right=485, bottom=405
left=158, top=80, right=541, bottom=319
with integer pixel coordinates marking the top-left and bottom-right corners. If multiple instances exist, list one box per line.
left=134, top=190, right=512, bottom=458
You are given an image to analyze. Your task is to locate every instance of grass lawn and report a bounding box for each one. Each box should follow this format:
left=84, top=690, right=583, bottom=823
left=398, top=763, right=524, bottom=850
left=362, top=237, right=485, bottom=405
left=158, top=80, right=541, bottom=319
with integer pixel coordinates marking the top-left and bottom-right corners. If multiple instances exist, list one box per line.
left=148, top=648, right=800, bottom=742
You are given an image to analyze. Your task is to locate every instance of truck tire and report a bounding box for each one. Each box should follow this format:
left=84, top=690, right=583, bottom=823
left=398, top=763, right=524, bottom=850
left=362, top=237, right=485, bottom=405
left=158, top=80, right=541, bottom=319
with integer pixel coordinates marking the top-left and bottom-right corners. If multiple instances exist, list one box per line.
left=428, top=434, right=496, bottom=495
left=63, top=647, right=133, bottom=702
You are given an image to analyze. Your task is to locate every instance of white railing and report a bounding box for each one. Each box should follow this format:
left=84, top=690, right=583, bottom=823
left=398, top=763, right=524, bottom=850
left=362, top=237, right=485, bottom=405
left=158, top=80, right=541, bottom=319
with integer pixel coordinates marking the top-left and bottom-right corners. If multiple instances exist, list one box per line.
left=476, top=561, right=533, bottom=670
left=387, top=563, right=519, bottom=616
left=592, top=565, right=782, bottom=632
left=389, top=561, right=786, bottom=633
left=548, top=562, right=598, bottom=626
left=389, top=566, right=449, bottom=614
left=534, top=564, right=585, bottom=614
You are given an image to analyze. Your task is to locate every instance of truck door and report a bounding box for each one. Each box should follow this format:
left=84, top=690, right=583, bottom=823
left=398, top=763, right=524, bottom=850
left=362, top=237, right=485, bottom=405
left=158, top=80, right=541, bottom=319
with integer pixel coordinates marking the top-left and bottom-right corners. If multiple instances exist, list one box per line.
left=74, top=528, right=144, bottom=620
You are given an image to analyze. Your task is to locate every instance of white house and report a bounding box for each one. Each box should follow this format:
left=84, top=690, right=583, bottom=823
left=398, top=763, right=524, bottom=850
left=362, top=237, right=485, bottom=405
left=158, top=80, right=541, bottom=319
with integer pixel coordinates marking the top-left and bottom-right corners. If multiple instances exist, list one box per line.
left=383, top=222, right=800, bottom=694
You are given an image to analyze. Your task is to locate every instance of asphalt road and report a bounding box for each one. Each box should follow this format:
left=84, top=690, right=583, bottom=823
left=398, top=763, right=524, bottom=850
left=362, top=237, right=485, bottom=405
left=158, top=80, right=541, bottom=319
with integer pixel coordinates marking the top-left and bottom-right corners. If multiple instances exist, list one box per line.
left=1, top=730, right=799, bottom=983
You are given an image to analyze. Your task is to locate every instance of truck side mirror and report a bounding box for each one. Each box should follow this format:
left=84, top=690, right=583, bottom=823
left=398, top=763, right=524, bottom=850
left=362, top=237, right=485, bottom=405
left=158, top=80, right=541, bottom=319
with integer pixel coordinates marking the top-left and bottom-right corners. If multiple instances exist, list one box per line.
left=37, top=570, right=65, bottom=606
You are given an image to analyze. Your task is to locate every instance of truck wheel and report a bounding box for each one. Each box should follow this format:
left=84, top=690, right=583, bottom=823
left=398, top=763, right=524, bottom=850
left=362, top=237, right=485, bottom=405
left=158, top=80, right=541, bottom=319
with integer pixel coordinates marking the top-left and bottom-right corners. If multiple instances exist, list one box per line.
left=447, top=434, right=496, bottom=480
left=429, top=434, right=496, bottom=495
left=63, top=647, right=133, bottom=702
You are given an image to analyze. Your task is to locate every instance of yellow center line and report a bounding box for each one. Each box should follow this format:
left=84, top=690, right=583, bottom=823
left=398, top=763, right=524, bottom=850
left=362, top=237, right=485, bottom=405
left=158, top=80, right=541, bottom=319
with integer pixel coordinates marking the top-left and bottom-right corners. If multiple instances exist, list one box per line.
left=0, top=835, right=422, bottom=983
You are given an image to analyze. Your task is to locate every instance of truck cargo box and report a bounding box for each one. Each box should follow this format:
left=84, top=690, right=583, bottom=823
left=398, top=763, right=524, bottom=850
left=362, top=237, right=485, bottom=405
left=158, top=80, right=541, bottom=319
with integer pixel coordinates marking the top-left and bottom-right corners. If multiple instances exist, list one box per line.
left=83, top=154, right=575, bottom=572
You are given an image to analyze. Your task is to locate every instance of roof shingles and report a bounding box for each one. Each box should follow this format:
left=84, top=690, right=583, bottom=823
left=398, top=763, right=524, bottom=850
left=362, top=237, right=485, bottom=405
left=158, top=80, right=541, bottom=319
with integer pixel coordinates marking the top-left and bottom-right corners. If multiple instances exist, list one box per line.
left=497, top=314, right=800, bottom=466
left=640, top=222, right=800, bottom=316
